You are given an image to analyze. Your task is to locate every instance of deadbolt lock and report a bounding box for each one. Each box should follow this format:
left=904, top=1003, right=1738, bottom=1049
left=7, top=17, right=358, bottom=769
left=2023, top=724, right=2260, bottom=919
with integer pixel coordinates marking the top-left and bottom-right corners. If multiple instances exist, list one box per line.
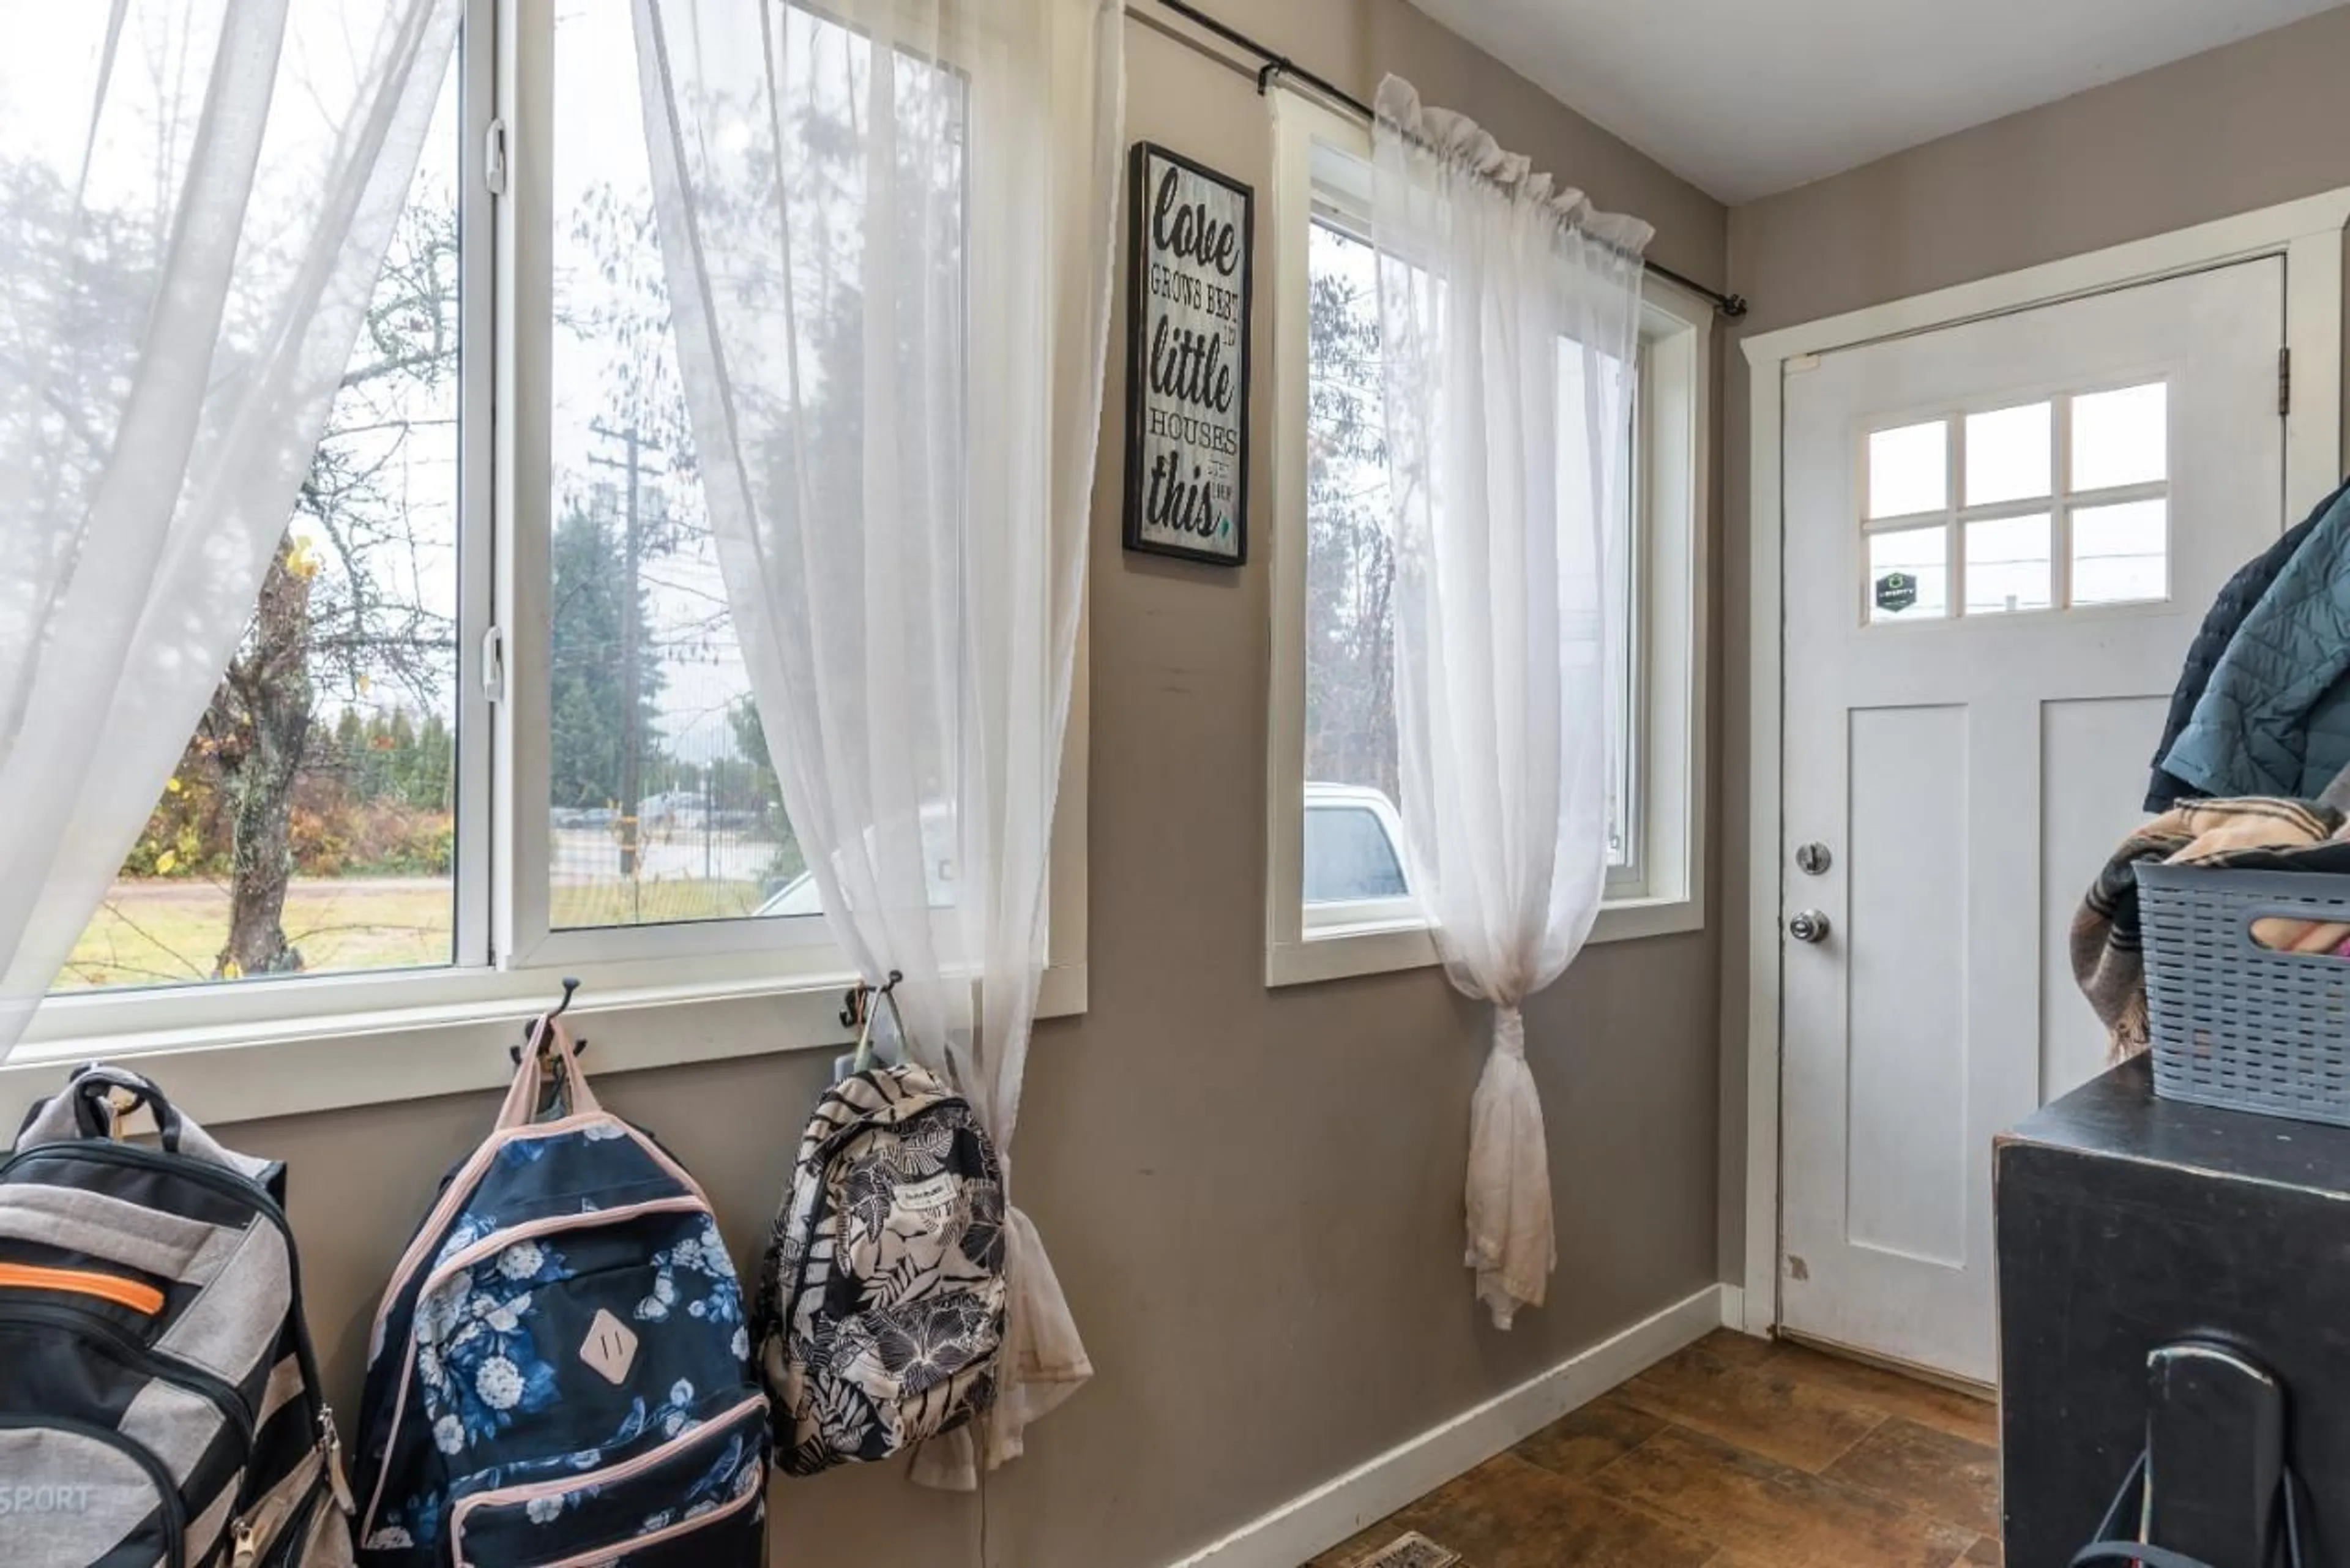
left=1795, top=842, right=1832, bottom=876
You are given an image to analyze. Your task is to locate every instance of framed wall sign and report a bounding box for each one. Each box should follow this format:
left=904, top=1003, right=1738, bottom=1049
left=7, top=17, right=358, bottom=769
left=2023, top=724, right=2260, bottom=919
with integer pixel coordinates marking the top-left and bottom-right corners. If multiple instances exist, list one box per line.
left=1124, top=141, right=1253, bottom=566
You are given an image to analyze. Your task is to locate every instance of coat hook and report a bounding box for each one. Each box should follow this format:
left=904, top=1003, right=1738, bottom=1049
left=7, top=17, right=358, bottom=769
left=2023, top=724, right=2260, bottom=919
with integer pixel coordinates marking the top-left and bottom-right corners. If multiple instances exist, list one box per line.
left=838, top=969, right=906, bottom=1029
left=512, top=977, right=588, bottom=1065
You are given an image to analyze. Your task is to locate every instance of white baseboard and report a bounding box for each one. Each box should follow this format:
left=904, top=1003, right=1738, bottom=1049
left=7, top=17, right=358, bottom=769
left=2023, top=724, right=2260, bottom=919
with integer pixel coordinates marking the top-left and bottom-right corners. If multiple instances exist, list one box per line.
left=1167, top=1283, right=1733, bottom=1568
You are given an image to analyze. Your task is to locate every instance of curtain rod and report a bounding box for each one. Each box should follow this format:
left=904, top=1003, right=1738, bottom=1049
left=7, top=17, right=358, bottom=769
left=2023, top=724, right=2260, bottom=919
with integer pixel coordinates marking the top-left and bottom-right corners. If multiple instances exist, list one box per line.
left=1141, top=0, right=1749, bottom=319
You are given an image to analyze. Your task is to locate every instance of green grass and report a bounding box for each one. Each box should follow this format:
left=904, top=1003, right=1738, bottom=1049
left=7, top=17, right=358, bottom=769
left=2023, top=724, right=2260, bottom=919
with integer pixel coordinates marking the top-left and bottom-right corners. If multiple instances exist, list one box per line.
left=61, top=875, right=768, bottom=990
left=549, top=878, right=766, bottom=929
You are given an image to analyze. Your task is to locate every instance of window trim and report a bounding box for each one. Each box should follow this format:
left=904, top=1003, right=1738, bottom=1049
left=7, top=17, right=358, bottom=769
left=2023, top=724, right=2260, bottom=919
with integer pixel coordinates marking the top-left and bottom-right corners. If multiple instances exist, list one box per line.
left=10, top=0, right=1089, bottom=1126
left=1262, top=92, right=1708, bottom=990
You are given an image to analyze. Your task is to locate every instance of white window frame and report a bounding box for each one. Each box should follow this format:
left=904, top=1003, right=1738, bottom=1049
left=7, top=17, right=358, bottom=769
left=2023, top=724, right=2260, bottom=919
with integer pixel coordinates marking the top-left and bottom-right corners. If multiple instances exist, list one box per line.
left=1263, top=93, right=1708, bottom=990
left=5, top=0, right=1088, bottom=1129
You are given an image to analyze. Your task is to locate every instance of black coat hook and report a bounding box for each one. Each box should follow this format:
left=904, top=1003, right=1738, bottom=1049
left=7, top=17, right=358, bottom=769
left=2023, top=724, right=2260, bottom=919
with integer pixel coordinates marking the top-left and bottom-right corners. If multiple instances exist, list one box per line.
left=838, top=969, right=905, bottom=1028
left=512, top=977, right=588, bottom=1064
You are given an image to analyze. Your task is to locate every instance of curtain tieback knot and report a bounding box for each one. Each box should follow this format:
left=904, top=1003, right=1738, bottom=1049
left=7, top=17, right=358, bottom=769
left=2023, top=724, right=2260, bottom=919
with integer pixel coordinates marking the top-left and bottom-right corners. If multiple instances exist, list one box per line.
left=1493, top=1004, right=1527, bottom=1059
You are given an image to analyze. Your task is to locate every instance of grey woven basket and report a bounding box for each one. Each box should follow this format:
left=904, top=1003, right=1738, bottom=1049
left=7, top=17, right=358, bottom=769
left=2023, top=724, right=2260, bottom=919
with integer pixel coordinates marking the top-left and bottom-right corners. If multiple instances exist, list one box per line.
left=2135, top=861, right=2350, bottom=1126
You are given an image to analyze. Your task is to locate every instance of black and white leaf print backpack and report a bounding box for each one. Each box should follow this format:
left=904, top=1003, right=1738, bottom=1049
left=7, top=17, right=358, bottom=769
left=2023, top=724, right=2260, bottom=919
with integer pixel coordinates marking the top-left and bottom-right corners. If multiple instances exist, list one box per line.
left=354, top=1017, right=768, bottom=1567
left=1, top=1064, right=356, bottom=1568
left=755, top=1061, right=1009, bottom=1475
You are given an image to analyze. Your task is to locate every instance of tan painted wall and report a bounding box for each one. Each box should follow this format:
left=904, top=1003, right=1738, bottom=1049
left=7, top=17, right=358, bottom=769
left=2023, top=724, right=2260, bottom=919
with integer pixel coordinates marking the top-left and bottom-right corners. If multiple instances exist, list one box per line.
left=168, top=7, right=1729, bottom=1566
left=1717, top=2, right=2350, bottom=1280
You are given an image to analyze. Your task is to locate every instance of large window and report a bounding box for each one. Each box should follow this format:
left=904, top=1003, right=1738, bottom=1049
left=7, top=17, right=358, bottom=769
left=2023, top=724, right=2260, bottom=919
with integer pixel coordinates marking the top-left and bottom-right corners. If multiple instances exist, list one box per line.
left=1266, top=97, right=1707, bottom=987
left=25, top=2, right=1083, bottom=1074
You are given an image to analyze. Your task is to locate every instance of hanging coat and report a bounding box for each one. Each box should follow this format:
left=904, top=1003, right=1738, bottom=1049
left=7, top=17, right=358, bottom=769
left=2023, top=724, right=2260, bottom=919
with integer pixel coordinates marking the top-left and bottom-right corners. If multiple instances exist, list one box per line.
left=2143, top=475, right=2349, bottom=809
left=2163, top=481, right=2350, bottom=801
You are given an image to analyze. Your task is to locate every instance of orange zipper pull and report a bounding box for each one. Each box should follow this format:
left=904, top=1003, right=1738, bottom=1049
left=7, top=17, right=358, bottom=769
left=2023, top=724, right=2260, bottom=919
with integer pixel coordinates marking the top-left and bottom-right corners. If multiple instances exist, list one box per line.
left=0, top=1262, right=163, bottom=1315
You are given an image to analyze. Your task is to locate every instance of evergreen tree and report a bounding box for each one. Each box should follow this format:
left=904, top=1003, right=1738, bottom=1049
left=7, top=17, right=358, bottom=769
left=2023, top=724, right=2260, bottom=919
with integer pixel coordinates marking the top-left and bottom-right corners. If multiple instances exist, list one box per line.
left=550, top=505, right=666, bottom=808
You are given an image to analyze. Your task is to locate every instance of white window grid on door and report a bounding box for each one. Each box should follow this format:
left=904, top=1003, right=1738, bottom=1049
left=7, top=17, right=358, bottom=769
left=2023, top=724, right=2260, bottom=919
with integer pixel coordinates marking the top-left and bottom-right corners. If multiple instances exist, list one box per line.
left=1858, top=374, right=2174, bottom=627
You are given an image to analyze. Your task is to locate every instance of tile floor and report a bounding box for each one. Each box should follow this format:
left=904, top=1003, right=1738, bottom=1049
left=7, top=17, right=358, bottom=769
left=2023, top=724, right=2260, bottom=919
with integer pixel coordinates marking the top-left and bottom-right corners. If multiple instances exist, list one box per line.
left=1308, top=1332, right=2002, bottom=1568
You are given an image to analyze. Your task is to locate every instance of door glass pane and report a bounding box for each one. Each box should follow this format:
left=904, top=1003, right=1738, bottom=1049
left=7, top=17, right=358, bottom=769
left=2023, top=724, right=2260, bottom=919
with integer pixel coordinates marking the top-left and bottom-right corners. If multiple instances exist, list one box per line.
left=1868, top=421, right=1948, bottom=520
left=1964, top=513, right=2053, bottom=615
left=57, top=43, right=464, bottom=991
left=1964, top=403, right=2051, bottom=507
left=549, top=4, right=809, bottom=930
left=2072, top=499, right=2168, bottom=606
left=1867, top=527, right=1948, bottom=623
left=2071, top=382, right=2167, bottom=491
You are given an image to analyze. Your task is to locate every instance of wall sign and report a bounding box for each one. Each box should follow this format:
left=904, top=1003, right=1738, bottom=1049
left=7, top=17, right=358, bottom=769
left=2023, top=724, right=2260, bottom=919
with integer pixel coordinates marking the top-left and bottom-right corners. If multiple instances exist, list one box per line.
left=1124, top=141, right=1253, bottom=567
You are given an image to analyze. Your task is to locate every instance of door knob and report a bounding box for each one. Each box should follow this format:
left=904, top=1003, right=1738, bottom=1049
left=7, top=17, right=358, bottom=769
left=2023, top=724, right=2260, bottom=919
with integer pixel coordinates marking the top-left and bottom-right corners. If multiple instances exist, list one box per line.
left=1788, top=909, right=1831, bottom=944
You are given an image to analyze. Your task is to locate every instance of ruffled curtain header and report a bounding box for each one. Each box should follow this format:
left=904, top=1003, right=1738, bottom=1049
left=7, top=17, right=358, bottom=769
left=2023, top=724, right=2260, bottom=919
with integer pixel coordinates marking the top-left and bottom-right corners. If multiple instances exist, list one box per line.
left=1372, top=76, right=1654, bottom=259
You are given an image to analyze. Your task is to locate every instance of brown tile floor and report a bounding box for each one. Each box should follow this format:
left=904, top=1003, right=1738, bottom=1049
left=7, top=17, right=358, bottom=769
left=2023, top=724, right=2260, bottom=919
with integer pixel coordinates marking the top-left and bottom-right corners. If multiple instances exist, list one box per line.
left=1307, top=1332, right=2002, bottom=1568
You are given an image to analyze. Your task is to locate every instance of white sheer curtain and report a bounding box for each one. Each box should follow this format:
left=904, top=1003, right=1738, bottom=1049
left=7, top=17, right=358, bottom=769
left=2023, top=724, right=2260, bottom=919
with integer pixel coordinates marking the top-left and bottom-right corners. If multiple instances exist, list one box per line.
left=1371, top=76, right=1650, bottom=1331
left=0, top=0, right=461, bottom=1057
left=631, top=0, right=1122, bottom=1487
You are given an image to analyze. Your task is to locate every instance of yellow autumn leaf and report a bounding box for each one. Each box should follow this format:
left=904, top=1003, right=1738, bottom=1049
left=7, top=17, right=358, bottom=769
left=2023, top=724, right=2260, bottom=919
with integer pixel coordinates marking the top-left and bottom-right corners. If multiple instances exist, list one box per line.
left=219, top=959, right=242, bottom=980
left=154, top=849, right=178, bottom=874
left=164, top=776, right=183, bottom=794
left=286, top=539, right=321, bottom=581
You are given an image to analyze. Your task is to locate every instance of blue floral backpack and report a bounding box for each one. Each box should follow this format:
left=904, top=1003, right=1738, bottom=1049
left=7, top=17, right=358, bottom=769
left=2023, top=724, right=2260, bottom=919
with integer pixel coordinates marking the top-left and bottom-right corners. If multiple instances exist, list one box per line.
left=354, top=1016, right=768, bottom=1566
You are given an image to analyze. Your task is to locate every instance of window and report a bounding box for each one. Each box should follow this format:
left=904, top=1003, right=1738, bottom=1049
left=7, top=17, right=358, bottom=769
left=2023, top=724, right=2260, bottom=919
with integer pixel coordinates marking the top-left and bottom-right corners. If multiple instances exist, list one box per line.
left=543, top=3, right=786, bottom=935
left=1862, top=380, right=2169, bottom=625
left=60, top=28, right=472, bottom=993
left=1265, top=96, right=1708, bottom=987
left=24, top=2, right=1084, bottom=1081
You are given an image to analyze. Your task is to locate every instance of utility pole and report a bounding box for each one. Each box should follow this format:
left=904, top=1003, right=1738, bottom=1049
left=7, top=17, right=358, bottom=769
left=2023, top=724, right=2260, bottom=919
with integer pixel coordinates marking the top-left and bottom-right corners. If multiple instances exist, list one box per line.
left=587, top=420, right=662, bottom=881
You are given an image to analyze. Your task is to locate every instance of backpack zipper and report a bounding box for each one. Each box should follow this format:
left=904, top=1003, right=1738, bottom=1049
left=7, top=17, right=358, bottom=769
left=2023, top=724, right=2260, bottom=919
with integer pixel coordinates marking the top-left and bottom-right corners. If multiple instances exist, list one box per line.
left=0, top=1260, right=165, bottom=1314
left=0, top=1301, right=254, bottom=1455
left=412, top=1195, right=714, bottom=1308
left=228, top=1460, right=330, bottom=1568
left=0, top=1412, right=187, bottom=1568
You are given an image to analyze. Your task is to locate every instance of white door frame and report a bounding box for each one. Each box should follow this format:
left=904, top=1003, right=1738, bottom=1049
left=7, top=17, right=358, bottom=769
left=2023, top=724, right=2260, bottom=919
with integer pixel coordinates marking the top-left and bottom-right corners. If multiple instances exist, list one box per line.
left=1737, top=189, right=2350, bottom=1339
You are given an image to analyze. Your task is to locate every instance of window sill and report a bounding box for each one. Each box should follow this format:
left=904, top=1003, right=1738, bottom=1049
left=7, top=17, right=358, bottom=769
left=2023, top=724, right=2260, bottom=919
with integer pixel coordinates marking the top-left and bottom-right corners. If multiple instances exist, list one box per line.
left=1266, top=895, right=1704, bottom=988
left=0, top=962, right=1087, bottom=1133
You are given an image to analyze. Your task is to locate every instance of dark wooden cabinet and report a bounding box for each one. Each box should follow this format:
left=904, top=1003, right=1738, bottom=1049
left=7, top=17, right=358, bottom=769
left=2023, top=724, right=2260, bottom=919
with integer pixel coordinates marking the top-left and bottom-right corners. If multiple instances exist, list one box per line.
left=1996, top=1056, right=2350, bottom=1565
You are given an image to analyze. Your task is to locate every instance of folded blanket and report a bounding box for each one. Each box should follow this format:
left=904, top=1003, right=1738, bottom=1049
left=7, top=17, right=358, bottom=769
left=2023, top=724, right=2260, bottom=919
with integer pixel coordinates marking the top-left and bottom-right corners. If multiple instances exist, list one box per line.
left=2072, top=797, right=2350, bottom=1058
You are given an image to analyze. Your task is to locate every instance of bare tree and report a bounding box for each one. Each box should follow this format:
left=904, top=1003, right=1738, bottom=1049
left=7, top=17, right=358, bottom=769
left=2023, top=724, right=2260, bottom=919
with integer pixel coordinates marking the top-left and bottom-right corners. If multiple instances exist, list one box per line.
left=204, top=189, right=462, bottom=975
left=1303, top=232, right=1400, bottom=803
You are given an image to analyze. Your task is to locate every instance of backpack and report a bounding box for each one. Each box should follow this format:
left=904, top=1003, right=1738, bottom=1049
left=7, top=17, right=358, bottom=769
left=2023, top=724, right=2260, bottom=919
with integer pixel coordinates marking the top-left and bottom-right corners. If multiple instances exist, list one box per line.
left=754, top=1061, right=1008, bottom=1475
left=354, top=1018, right=768, bottom=1566
left=0, top=1063, right=354, bottom=1568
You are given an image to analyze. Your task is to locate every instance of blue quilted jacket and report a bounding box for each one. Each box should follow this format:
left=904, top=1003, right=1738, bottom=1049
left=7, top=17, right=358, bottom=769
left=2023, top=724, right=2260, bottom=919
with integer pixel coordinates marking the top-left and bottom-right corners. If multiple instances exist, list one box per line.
left=2163, top=480, right=2350, bottom=801
left=2142, top=480, right=2345, bottom=808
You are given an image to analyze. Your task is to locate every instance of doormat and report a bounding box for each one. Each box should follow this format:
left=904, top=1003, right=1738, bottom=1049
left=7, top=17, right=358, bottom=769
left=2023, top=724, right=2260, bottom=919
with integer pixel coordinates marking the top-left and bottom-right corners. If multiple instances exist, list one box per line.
left=1351, top=1533, right=1461, bottom=1568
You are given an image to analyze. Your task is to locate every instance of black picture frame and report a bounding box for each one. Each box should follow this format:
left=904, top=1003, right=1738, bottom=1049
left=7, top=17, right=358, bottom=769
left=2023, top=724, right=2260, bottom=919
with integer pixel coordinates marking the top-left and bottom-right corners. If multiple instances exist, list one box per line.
left=1122, top=140, right=1254, bottom=567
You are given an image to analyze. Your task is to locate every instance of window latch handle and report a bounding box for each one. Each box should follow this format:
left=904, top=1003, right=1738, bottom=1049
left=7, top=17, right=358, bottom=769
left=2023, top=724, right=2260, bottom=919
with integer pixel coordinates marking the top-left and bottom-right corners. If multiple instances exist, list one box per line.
left=482, top=624, right=507, bottom=706
left=484, top=117, right=509, bottom=199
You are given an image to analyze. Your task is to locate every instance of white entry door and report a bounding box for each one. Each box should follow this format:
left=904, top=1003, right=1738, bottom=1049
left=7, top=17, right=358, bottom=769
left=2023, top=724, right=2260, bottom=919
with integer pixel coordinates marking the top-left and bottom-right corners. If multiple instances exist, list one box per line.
left=1779, top=259, right=2287, bottom=1384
